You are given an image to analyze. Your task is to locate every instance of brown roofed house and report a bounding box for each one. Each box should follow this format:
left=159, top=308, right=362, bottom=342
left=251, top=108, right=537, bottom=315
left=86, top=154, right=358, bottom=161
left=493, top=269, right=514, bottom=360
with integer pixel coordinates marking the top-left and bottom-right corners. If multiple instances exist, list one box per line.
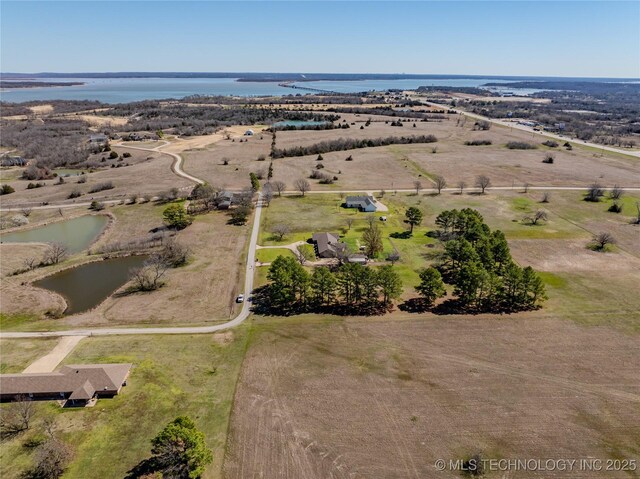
left=312, top=232, right=346, bottom=259
left=0, top=363, right=132, bottom=407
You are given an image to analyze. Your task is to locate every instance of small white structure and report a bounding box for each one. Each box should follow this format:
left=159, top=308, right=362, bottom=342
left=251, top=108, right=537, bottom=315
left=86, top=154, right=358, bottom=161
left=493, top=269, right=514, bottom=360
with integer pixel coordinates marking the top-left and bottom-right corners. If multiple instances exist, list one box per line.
left=244, top=129, right=254, bottom=136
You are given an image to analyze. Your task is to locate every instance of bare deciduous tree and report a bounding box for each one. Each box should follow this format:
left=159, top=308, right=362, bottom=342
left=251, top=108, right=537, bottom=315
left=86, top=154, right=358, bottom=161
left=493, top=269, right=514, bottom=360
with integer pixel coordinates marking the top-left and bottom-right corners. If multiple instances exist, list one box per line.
left=541, top=192, right=551, bottom=203
left=457, top=180, right=467, bottom=195
left=23, top=257, right=37, bottom=271
left=129, top=257, right=169, bottom=291
left=592, top=232, right=616, bottom=250
left=294, top=178, right=310, bottom=196
left=272, top=180, right=286, bottom=197
left=42, top=243, right=68, bottom=265
left=272, top=223, right=291, bottom=241
left=21, top=207, right=32, bottom=217
left=524, top=210, right=548, bottom=225
left=379, top=189, right=386, bottom=198
left=366, top=214, right=377, bottom=228
left=523, top=182, right=530, bottom=193
left=30, top=438, right=73, bottom=479
left=609, top=185, right=624, bottom=200
left=585, top=182, right=605, bottom=202
left=475, top=175, right=491, bottom=194
left=386, top=250, right=401, bottom=265
left=1, top=395, right=34, bottom=438
left=262, top=186, right=273, bottom=207
left=413, top=180, right=422, bottom=195
left=434, top=175, right=447, bottom=194
left=346, top=218, right=354, bottom=230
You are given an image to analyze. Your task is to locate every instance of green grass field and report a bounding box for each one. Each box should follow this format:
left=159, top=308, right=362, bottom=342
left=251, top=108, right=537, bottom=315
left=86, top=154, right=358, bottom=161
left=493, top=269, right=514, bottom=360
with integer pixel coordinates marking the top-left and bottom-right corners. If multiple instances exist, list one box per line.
left=255, top=247, right=294, bottom=263
left=0, top=331, right=249, bottom=479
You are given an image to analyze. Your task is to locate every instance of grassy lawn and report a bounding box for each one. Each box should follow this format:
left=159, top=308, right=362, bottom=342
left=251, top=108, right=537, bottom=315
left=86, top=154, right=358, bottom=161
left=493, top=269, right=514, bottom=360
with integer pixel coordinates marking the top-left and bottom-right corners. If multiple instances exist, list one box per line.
left=0, top=337, right=58, bottom=373
left=255, top=248, right=294, bottom=263
left=0, top=331, right=249, bottom=479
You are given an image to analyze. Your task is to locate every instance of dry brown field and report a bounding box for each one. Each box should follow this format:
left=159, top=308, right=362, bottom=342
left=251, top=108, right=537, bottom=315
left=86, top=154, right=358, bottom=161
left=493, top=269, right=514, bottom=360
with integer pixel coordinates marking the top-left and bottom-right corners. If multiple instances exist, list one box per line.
left=182, top=115, right=639, bottom=192
left=224, top=315, right=640, bottom=479
left=0, top=146, right=192, bottom=207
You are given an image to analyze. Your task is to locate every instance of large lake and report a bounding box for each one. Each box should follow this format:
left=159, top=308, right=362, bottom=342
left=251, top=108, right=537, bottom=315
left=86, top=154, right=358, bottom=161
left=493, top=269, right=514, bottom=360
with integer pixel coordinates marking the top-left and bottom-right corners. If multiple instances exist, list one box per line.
left=1, top=77, right=538, bottom=103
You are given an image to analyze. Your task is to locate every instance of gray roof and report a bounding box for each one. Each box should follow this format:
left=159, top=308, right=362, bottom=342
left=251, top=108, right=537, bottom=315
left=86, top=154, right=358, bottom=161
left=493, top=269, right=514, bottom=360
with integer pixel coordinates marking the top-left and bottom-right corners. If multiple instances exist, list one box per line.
left=1, top=364, right=131, bottom=399
left=345, top=195, right=376, bottom=208
left=312, top=232, right=345, bottom=256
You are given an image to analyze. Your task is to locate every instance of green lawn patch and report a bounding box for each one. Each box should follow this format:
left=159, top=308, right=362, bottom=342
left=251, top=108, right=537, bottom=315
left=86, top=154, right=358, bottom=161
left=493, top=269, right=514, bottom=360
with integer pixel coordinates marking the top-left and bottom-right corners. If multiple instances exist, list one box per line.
left=256, top=248, right=294, bottom=263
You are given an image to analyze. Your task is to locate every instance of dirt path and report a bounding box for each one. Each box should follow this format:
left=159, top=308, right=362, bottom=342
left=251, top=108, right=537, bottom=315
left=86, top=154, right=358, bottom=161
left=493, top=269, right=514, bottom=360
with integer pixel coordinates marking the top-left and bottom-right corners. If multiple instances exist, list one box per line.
left=22, top=335, right=86, bottom=373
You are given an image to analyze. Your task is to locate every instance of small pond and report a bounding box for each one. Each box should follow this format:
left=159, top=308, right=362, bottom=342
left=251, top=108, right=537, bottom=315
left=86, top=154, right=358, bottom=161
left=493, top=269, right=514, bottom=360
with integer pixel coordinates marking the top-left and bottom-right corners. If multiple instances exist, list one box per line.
left=33, top=255, right=148, bottom=315
left=0, top=215, right=109, bottom=254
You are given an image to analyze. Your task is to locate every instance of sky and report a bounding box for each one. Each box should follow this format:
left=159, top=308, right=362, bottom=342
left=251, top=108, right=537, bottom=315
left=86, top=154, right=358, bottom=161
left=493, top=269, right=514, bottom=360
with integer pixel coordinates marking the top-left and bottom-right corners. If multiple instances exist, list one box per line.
left=1, top=1, right=639, bottom=78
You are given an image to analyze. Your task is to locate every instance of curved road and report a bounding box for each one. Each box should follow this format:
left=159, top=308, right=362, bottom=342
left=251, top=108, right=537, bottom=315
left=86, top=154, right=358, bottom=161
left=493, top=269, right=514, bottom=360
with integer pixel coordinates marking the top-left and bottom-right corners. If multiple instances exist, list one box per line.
left=1, top=143, right=260, bottom=339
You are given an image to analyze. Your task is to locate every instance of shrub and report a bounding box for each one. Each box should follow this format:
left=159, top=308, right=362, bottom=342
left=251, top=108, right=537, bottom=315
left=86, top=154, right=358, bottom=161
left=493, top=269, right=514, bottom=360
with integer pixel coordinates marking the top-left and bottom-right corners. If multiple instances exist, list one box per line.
left=89, top=200, right=105, bottom=211
left=507, top=141, right=537, bottom=150
left=542, top=153, right=555, bottom=164
left=77, top=174, right=87, bottom=183
left=542, top=140, right=559, bottom=147
left=608, top=202, right=623, bottom=213
left=122, top=152, right=132, bottom=158
left=464, top=139, right=492, bottom=146
left=68, top=188, right=82, bottom=199
left=109, top=151, right=118, bottom=159
left=27, top=182, right=45, bottom=189
left=88, top=181, right=114, bottom=193
left=0, top=184, right=15, bottom=195
left=473, top=120, right=491, bottom=130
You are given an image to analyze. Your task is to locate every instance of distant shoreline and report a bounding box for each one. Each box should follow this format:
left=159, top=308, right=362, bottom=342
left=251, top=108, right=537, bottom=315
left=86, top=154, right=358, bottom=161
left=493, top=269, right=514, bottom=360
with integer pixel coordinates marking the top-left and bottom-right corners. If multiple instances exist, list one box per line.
left=0, top=81, right=85, bottom=89
left=1, top=72, right=637, bottom=82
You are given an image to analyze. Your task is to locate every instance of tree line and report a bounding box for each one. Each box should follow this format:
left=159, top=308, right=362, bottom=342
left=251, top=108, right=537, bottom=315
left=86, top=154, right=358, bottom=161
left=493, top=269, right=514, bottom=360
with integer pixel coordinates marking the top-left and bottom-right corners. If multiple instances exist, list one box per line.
left=271, top=134, right=438, bottom=158
left=259, top=256, right=403, bottom=315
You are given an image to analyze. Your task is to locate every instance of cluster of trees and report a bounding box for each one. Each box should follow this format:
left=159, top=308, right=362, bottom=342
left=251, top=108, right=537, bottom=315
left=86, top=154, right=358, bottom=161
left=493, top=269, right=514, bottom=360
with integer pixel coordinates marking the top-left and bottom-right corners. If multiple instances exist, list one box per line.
left=264, top=256, right=402, bottom=314
left=429, top=208, right=546, bottom=312
left=271, top=135, right=438, bottom=159
left=0, top=119, right=92, bottom=168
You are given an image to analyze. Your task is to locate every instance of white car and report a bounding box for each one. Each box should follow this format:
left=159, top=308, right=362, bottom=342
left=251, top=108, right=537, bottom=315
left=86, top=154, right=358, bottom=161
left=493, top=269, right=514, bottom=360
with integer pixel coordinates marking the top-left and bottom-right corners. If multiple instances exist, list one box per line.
left=236, top=294, right=244, bottom=303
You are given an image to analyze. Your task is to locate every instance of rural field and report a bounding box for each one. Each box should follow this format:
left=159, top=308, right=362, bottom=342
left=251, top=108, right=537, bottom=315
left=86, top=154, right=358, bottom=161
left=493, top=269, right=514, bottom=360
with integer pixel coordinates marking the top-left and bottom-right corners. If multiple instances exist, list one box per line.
left=1, top=91, right=639, bottom=479
left=224, top=315, right=640, bottom=479
left=182, top=114, right=638, bottom=192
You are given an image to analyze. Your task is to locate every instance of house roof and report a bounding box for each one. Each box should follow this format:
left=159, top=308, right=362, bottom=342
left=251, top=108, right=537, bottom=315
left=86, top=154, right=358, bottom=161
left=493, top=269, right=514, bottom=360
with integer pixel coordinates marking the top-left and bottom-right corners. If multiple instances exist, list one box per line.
left=312, top=232, right=345, bottom=256
left=68, top=380, right=96, bottom=401
left=345, top=195, right=376, bottom=208
left=1, top=364, right=131, bottom=398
